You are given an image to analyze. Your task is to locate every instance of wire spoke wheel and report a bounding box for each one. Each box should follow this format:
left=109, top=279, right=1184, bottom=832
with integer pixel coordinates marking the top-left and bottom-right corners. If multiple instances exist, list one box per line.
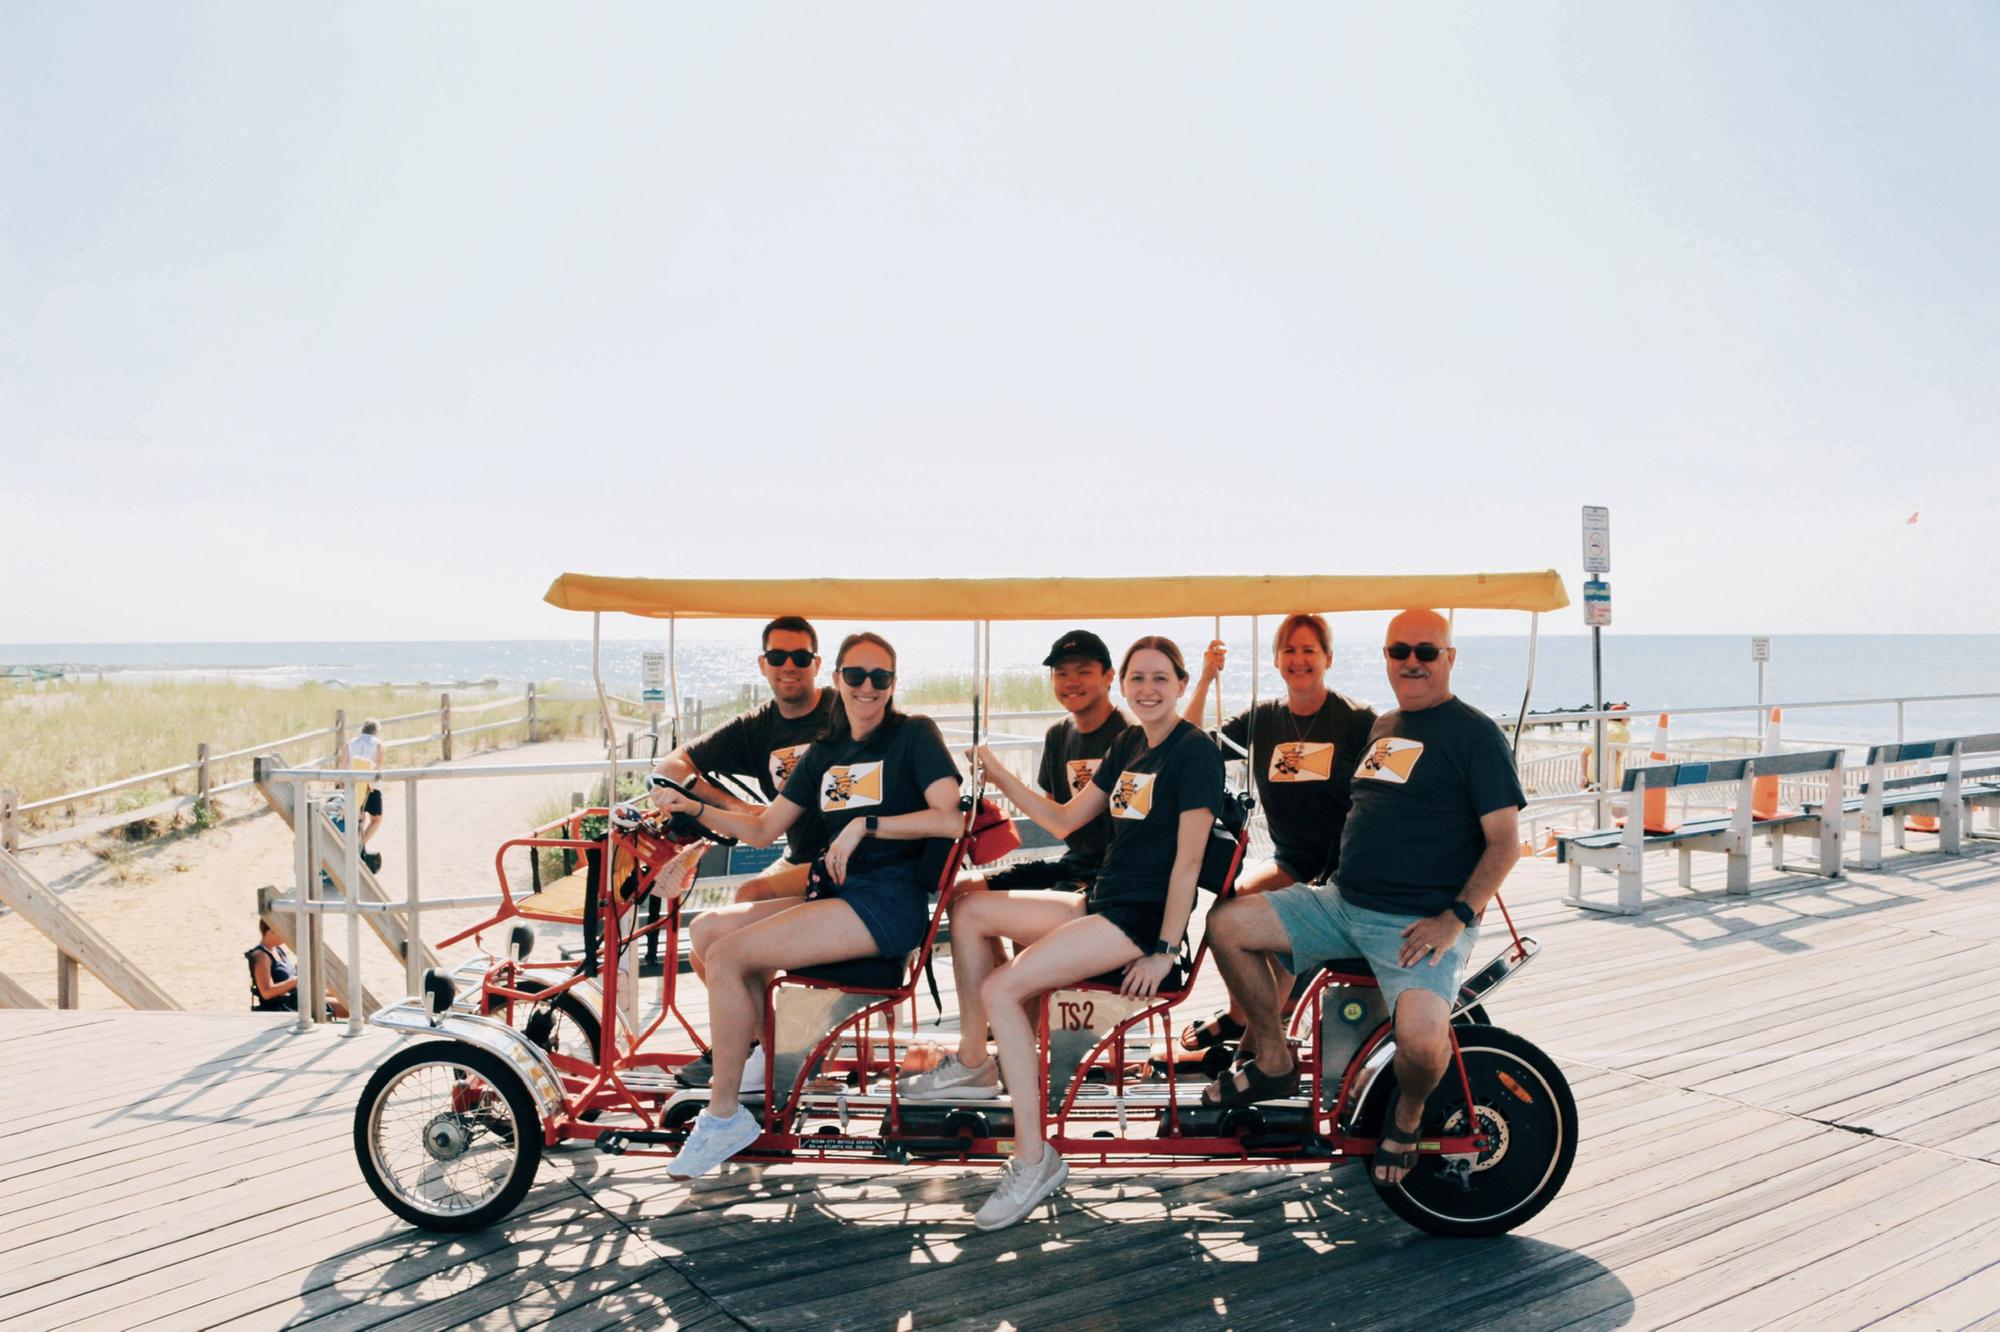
left=354, top=1041, right=542, bottom=1232
left=1368, top=1024, right=1577, bottom=1238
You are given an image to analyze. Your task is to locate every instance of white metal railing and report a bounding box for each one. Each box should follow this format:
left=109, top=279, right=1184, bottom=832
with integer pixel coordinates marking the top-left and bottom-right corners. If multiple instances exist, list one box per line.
left=239, top=684, right=2000, bottom=1031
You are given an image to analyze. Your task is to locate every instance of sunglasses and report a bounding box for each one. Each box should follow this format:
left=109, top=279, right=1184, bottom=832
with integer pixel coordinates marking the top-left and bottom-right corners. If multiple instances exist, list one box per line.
left=1384, top=643, right=1446, bottom=663
left=763, top=649, right=816, bottom=668
left=838, top=666, right=896, bottom=689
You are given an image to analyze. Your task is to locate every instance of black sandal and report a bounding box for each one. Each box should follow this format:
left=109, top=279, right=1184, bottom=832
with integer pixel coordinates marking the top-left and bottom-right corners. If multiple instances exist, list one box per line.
left=1373, top=1092, right=1422, bottom=1183
left=1178, top=1010, right=1245, bottom=1053
left=1200, top=1057, right=1299, bottom=1108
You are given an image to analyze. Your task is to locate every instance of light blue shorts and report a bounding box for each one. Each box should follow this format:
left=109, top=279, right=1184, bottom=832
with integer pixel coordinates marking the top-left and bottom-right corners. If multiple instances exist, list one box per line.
left=1264, top=885, right=1479, bottom=1013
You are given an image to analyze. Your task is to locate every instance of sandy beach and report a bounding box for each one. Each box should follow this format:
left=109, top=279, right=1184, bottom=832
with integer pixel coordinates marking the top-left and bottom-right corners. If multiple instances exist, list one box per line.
left=0, top=739, right=619, bottom=1012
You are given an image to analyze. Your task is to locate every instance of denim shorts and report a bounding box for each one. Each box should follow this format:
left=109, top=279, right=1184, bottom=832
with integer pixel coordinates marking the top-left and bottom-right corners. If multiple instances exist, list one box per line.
left=1264, top=885, right=1479, bottom=1013
left=805, top=862, right=929, bottom=959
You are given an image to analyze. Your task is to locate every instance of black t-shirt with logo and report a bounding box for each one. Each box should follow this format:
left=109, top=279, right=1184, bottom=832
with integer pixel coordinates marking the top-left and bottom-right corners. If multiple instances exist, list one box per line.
left=688, top=692, right=836, bottom=860
left=1087, top=720, right=1225, bottom=908
left=1335, top=696, right=1526, bottom=917
left=1219, top=692, right=1377, bottom=880
left=1034, top=710, right=1131, bottom=879
left=780, top=714, right=961, bottom=877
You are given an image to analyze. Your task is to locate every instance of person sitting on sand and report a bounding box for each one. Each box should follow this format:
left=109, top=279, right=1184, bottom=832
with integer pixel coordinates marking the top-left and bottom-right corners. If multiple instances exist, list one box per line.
left=648, top=631, right=962, bottom=1179
left=1174, top=613, right=1376, bottom=1060
left=246, top=919, right=349, bottom=1019
left=924, top=637, right=1222, bottom=1232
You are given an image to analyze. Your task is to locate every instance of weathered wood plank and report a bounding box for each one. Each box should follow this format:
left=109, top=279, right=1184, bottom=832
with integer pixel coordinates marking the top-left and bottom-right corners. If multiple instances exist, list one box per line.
left=0, top=849, right=181, bottom=1009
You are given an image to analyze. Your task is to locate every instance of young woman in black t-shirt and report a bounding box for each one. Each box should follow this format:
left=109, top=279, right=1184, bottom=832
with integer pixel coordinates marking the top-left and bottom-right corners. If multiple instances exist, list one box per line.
left=938, top=637, right=1223, bottom=1231
left=649, top=632, right=963, bottom=1179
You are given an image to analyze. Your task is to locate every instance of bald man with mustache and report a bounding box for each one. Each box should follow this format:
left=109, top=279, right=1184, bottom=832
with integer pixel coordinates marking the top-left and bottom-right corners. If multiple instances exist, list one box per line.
left=1201, top=608, right=1525, bottom=1186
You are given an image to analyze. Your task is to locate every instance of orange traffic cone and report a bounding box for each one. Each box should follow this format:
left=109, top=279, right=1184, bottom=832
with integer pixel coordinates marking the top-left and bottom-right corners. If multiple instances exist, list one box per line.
left=1751, top=707, right=1783, bottom=820
left=1642, top=712, right=1676, bottom=833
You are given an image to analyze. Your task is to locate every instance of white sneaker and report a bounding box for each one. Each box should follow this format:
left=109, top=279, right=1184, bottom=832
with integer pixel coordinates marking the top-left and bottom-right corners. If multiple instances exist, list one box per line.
left=898, top=1053, right=1002, bottom=1101
left=665, top=1106, right=761, bottom=1179
left=973, top=1146, right=1068, bottom=1231
left=741, top=1046, right=765, bottom=1095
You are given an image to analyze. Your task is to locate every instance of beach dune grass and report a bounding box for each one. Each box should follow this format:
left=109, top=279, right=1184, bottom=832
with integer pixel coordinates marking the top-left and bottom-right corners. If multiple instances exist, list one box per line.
left=0, top=679, right=598, bottom=835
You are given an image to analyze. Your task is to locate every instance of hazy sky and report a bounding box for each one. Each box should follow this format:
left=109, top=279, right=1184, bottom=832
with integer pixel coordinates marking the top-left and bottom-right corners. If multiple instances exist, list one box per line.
left=5, top=3, right=1995, bottom=642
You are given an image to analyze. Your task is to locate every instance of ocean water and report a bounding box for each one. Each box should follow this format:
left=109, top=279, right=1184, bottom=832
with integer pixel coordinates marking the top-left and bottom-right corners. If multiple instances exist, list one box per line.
left=3, top=634, right=1996, bottom=746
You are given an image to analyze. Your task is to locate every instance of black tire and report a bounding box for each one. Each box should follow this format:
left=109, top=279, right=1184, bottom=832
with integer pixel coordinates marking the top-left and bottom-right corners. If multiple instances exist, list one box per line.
left=482, top=977, right=601, bottom=1064
left=1362, top=1024, right=1577, bottom=1238
left=1455, top=1001, right=1492, bottom=1027
left=353, top=1041, right=543, bottom=1233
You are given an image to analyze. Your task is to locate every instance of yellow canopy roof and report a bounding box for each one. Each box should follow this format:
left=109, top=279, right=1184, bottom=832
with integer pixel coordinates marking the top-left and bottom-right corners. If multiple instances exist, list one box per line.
left=544, top=571, right=1569, bottom=621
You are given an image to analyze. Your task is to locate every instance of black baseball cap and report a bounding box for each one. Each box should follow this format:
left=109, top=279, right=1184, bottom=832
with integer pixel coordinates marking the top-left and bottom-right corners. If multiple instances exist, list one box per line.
left=1042, top=629, right=1112, bottom=669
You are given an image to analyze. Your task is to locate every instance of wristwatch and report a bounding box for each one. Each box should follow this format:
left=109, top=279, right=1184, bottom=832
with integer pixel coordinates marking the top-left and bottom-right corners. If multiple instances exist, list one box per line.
left=1153, top=938, right=1178, bottom=956
left=1448, top=900, right=1476, bottom=928
left=865, top=816, right=879, bottom=837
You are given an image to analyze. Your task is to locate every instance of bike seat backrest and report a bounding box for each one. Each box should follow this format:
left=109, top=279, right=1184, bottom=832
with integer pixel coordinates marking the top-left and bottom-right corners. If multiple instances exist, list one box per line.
left=788, top=954, right=908, bottom=990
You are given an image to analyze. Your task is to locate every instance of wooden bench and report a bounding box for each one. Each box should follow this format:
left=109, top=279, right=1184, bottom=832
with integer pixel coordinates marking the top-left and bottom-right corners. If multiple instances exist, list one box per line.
left=1802, top=733, right=2000, bottom=869
left=1559, top=748, right=1846, bottom=915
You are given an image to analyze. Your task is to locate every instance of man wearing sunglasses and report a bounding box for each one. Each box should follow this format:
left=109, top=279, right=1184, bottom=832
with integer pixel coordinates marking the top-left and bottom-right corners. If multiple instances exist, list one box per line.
left=1202, top=608, right=1524, bottom=1189
left=654, top=615, right=835, bottom=904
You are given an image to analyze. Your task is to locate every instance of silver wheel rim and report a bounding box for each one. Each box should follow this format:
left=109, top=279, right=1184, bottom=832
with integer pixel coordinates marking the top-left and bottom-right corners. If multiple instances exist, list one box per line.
left=367, top=1058, right=525, bottom=1218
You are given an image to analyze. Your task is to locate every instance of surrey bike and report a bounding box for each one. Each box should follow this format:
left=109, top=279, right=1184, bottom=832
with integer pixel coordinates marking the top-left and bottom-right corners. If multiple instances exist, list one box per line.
left=351, top=571, right=1579, bottom=1238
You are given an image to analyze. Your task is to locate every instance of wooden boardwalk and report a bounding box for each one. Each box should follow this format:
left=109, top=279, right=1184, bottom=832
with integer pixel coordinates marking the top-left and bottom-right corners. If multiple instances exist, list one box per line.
left=4, top=846, right=2000, bottom=1330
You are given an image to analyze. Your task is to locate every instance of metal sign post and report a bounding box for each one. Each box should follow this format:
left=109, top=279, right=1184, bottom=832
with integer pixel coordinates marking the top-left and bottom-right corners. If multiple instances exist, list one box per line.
left=641, top=650, right=666, bottom=748
left=1582, top=506, right=1611, bottom=828
left=1751, top=636, right=1771, bottom=740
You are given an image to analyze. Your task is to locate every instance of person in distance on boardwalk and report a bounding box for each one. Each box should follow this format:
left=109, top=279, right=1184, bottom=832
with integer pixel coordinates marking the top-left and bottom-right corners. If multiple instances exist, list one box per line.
left=902, top=630, right=1131, bottom=1101
left=1202, top=608, right=1523, bottom=1187
left=954, top=637, right=1223, bottom=1230
left=337, top=719, right=386, bottom=874
left=649, top=632, right=963, bottom=1179
left=1176, top=613, right=1377, bottom=1061
left=246, top=919, right=349, bottom=1019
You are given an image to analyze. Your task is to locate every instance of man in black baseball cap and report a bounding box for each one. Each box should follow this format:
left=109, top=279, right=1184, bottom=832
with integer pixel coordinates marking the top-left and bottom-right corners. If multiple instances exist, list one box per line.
left=1042, top=629, right=1112, bottom=672
left=903, top=628, right=1132, bottom=1102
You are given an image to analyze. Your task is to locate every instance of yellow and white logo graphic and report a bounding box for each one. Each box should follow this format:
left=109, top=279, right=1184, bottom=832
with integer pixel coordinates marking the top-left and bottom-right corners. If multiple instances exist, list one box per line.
left=1358, top=737, right=1424, bottom=784
left=1065, top=757, right=1102, bottom=794
left=1109, top=770, right=1156, bottom=820
left=820, top=760, right=884, bottom=812
left=769, top=743, right=810, bottom=788
left=1269, top=741, right=1334, bottom=783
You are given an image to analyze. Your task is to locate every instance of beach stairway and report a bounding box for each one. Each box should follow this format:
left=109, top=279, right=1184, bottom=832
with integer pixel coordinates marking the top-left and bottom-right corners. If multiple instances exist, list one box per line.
left=0, top=847, right=181, bottom=1010
left=253, top=756, right=442, bottom=1010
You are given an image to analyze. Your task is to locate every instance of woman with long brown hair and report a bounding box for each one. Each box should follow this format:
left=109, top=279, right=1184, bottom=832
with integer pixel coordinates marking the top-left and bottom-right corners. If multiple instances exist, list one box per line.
left=914, top=635, right=1223, bottom=1231
left=651, top=631, right=961, bottom=1179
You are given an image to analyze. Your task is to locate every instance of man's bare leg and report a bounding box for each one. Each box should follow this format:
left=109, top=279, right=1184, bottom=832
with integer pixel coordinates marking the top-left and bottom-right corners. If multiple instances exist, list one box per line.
left=1205, top=895, right=1297, bottom=1078
left=1377, top=990, right=1451, bottom=1185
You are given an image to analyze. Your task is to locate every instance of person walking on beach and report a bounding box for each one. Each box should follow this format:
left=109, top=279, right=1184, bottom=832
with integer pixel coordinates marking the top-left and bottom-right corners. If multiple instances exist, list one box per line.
left=337, top=720, right=385, bottom=874
left=1176, top=614, right=1377, bottom=1061
left=1199, top=609, right=1523, bottom=1187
